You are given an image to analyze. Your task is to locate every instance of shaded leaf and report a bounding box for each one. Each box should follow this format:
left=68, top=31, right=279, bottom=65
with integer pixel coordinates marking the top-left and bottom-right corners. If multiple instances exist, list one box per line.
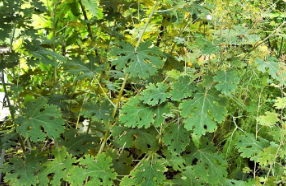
left=39, top=147, right=76, bottom=185
left=68, top=153, right=117, bottom=186
left=16, top=97, right=65, bottom=142
left=64, top=55, right=106, bottom=80
left=3, top=151, right=47, bottom=186
left=57, top=128, right=97, bottom=156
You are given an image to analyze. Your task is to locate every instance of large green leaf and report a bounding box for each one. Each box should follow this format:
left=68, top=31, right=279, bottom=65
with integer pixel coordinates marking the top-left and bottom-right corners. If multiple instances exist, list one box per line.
left=3, top=151, right=47, bottom=186
left=140, top=83, right=170, bottom=106
left=16, top=97, right=65, bottom=142
left=39, top=147, right=76, bottom=185
left=119, top=96, right=170, bottom=128
left=184, top=139, right=228, bottom=184
left=121, top=158, right=166, bottom=186
left=180, top=86, right=227, bottom=137
left=110, top=41, right=164, bottom=79
left=163, top=123, right=190, bottom=154
left=64, top=55, right=106, bottom=80
left=68, top=153, right=116, bottom=186
left=213, top=69, right=240, bottom=95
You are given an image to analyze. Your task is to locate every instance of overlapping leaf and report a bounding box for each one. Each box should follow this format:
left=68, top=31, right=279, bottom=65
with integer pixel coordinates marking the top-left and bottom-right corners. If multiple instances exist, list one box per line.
left=214, top=69, right=240, bottom=95
left=255, top=56, right=286, bottom=85
left=120, top=96, right=170, bottom=128
left=82, top=0, right=103, bottom=18
left=110, top=41, right=164, bottom=79
left=163, top=149, right=185, bottom=171
left=236, top=133, right=269, bottom=162
left=64, top=55, right=106, bottom=79
left=112, top=126, right=159, bottom=152
left=180, top=86, right=227, bottom=137
left=68, top=153, right=116, bottom=186
left=173, top=166, right=203, bottom=186
left=25, top=40, right=67, bottom=66
left=184, top=140, right=228, bottom=184
left=140, top=83, right=170, bottom=106
left=16, top=97, right=65, bottom=142
left=163, top=123, right=190, bottom=154
left=3, top=151, right=47, bottom=186
left=170, top=75, right=196, bottom=101
left=121, top=158, right=166, bottom=186
left=256, top=111, right=278, bottom=127
left=57, top=128, right=97, bottom=155
left=39, top=147, right=76, bottom=185
left=82, top=99, right=113, bottom=122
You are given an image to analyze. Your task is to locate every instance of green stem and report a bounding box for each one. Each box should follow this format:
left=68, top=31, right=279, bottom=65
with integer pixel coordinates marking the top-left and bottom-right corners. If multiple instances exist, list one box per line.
left=135, top=0, right=160, bottom=51
left=52, top=0, right=58, bottom=93
left=98, top=73, right=129, bottom=154
left=1, top=66, right=26, bottom=154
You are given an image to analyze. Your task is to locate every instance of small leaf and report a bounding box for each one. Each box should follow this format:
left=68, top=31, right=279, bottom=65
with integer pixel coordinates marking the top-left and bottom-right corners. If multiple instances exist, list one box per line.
left=163, top=149, right=185, bottom=171
left=213, top=69, right=240, bottom=95
left=170, top=75, right=196, bottom=101
left=257, top=111, right=279, bottom=127
left=274, top=97, right=286, bottom=109
left=140, top=83, right=170, bottom=106
left=173, top=166, right=203, bottom=186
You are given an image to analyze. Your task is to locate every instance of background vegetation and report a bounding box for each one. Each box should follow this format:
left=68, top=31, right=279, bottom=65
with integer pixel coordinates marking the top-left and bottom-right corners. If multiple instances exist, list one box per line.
left=1, top=0, right=286, bottom=185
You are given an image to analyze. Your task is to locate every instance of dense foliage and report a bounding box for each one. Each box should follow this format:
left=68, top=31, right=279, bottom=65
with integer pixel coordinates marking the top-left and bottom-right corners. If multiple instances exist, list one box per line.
left=1, top=0, right=286, bottom=185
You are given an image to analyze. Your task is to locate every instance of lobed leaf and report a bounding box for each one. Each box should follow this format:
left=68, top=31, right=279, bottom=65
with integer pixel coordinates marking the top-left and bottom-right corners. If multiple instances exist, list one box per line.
left=110, top=41, right=164, bottom=79
left=180, top=86, right=227, bottom=137
left=16, top=97, right=65, bottom=142
left=120, top=96, right=170, bottom=128
left=140, top=83, right=170, bottom=106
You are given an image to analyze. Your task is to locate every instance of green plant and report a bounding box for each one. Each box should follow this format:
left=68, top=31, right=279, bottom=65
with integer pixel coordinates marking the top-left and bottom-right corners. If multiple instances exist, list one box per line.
left=1, top=0, right=286, bottom=185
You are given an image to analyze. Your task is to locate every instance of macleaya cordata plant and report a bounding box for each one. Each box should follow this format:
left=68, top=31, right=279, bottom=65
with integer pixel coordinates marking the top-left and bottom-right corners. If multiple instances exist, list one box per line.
left=0, top=0, right=286, bottom=185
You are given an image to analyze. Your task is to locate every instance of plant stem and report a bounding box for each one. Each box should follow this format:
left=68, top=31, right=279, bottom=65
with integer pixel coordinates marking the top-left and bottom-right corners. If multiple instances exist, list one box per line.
left=98, top=73, right=129, bottom=154
left=135, top=0, right=160, bottom=51
left=1, top=67, right=25, bottom=154
left=52, top=0, right=58, bottom=93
